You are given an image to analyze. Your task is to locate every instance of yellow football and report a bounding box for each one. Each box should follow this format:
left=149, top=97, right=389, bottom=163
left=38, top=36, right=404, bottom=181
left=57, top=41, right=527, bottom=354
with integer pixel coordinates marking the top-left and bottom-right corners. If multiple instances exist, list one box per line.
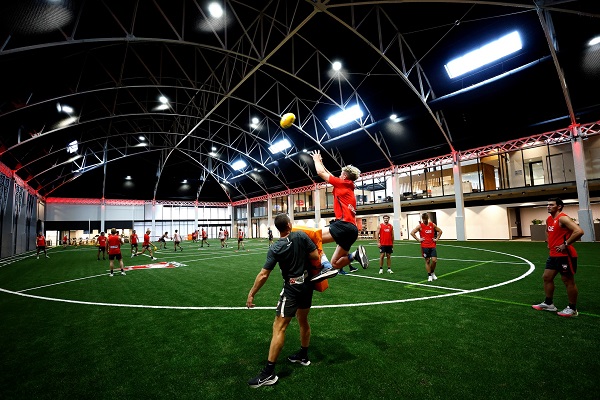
left=280, top=112, right=296, bottom=129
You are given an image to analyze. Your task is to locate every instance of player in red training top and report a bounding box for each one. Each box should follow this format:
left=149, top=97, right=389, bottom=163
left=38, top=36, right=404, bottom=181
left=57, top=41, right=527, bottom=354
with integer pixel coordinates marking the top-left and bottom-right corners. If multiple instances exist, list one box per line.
left=411, top=212, right=443, bottom=282
left=96, top=232, right=107, bottom=261
left=309, top=150, right=368, bottom=283
left=36, top=232, right=49, bottom=259
left=192, top=230, right=198, bottom=243
left=137, top=229, right=157, bottom=260
left=376, top=215, right=394, bottom=274
left=532, top=197, right=584, bottom=318
left=62, top=234, right=68, bottom=248
left=130, top=229, right=139, bottom=258
left=236, top=228, right=248, bottom=252
left=224, top=228, right=229, bottom=243
left=106, top=228, right=125, bottom=277
left=201, top=228, right=210, bottom=248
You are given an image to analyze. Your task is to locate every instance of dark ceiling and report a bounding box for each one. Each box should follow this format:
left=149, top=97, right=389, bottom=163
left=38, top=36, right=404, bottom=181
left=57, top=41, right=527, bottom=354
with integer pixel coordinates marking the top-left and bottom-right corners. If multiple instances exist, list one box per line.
left=0, top=0, right=599, bottom=202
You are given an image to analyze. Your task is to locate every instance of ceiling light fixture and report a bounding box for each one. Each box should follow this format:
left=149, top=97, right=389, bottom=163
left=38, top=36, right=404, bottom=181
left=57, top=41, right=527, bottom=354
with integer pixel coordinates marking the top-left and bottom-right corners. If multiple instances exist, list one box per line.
left=588, top=36, right=600, bottom=46
left=159, top=95, right=169, bottom=104
left=231, top=160, right=247, bottom=171
left=332, top=61, right=342, bottom=71
left=66, top=140, right=78, bottom=154
left=326, top=104, right=364, bottom=129
left=139, top=136, right=145, bottom=141
left=208, top=2, right=223, bottom=18
left=268, top=138, right=292, bottom=154
left=445, top=31, right=522, bottom=79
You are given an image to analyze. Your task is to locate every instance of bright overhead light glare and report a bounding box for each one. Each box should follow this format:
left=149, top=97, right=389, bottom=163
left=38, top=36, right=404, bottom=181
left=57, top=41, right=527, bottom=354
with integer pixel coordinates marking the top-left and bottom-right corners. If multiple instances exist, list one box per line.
left=589, top=36, right=600, bottom=46
left=66, top=140, right=78, bottom=154
left=138, top=136, right=145, bottom=141
left=125, top=175, right=132, bottom=180
left=252, top=117, right=259, bottom=124
left=390, top=114, right=397, bottom=120
left=326, top=105, right=364, bottom=129
left=211, top=146, right=217, bottom=151
left=445, top=31, right=522, bottom=79
left=182, top=179, right=188, bottom=184
left=209, top=151, right=218, bottom=157
left=159, top=96, right=169, bottom=104
left=332, top=61, right=342, bottom=71
left=61, top=105, right=74, bottom=114
left=231, top=160, right=247, bottom=171
left=268, top=138, right=292, bottom=154
left=208, top=2, right=223, bottom=18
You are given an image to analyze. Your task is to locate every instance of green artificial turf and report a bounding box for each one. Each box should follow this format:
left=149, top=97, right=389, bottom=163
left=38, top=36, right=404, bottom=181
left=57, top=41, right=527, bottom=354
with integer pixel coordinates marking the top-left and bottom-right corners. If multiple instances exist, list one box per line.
left=1, top=239, right=599, bottom=399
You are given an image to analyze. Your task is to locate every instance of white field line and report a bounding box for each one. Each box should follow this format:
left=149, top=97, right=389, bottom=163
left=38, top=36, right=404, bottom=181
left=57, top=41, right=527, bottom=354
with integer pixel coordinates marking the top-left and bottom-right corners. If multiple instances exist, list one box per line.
left=0, top=245, right=535, bottom=310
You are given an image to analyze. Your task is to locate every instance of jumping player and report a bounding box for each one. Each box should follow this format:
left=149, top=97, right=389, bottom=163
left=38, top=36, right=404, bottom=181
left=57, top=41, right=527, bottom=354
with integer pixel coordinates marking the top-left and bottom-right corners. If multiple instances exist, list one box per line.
left=309, top=150, right=368, bottom=282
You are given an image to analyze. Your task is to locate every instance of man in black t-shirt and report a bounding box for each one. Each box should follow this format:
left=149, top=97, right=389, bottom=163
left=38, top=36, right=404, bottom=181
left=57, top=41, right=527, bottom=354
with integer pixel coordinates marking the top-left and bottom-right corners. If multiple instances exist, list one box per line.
left=246, top=213, right=319, bottom=388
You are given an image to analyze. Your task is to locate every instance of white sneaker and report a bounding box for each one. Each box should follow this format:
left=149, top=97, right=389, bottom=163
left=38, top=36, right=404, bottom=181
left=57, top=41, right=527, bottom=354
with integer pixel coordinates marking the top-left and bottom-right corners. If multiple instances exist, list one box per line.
left=109, top=272, right=114, bottom=277
left=120, top=271, right=126, bottom=276
left=387, top=269, right=393, bottom=274
left=379, top=269, right=383, bottom=274
left=46, top=255, right=50, bottom=258
left=152, top=257, right=157, bottom=260
left=427, top=275, right=433, bottom=282
left=37, top=256, right=39, bottom=260
left=557, top=306, right=578, bottom=317
left=532, top=302, right=558, bottom=312
left=131, top=254, right=135, bottom=258
left=431, top=273, right=437, bottom=280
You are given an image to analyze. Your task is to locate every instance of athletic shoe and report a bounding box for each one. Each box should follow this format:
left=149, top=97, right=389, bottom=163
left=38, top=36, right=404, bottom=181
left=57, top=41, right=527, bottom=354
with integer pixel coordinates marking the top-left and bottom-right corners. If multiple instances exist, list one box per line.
left=557, top=306, right=578, bottom=317
left=248, top=370, right=278, bottom=388
left=431, top=273, right=437, bottom=280
left=131, top=254, right=135, bottom=258
left=427, top=275, right=433, bottom=282
left=109, top=272, right=114, bottom=277
left=46, top=255, right=50, bottom=258
left=379, top=269, right=383, bottom=274
left=120, top=271, right=126, bottom=276
left=338, top=269, right=348, bottom=275
left=37, top=256, right=39, bottom=260
left=354, top=245, right=369, bottom=269
left=387, top=269, right=394, bottom=274
left=349, top=266, right=358, bottom=273
left=152, top=257, right=157, bottom=261
left=311, top=268, right=339, bottom=282
left=531, top=302, right=558, bottom=312
left=288, top=353, right=311, bottom=366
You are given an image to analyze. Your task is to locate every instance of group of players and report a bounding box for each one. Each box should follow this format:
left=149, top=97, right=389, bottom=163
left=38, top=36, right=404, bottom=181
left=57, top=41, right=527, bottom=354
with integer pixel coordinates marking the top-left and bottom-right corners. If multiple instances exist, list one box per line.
left=246, top=150, right=584, bottom=388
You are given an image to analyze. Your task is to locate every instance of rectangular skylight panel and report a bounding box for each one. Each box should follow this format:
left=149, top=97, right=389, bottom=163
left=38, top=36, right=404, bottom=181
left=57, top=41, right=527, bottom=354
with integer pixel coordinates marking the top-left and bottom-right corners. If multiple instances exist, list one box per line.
left=445, top=31, right=522, bottom=79
left=231, top=160, right=247, bottom=171
left=326, top=105, right=364, bottom=129
left=268, top=138, right=292, bottom=154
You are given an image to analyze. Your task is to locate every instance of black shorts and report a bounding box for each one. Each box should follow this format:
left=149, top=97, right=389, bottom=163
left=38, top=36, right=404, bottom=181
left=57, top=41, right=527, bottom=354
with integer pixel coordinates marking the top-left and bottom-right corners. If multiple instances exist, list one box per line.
left=238, top=238, right=243, bottom=242
left=98, top=246, right=105, bottom=252
left=108, top=253, right=122, bottom=260
left=275, top=283, right=314, bottom=318
left=37, top=246, right=46, bottom=251
left=328, top=220, right=359, bottom=251
left=546, top=256, right=577, bottom=275
left=379, top=246, right=393, bottom=255
left=142, top=244, right=151, bottom=249
left=421, top=247, right=437, bottom=258
left=131, top=243, right=138, bottom=249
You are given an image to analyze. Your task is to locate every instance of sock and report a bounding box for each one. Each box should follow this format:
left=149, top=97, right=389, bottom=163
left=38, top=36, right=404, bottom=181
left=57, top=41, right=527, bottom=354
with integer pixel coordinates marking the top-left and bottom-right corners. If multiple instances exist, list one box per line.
left=545, top=297, right=553, bottom=305
left=348, top=252, right=355, bottom=262
left=428, top=272, right=432, bottom=276
left=299, top=346, right=308, bottom=359
left=264, top=361, right=276, bottom=374
left=568, top=303, right=576, bottom=310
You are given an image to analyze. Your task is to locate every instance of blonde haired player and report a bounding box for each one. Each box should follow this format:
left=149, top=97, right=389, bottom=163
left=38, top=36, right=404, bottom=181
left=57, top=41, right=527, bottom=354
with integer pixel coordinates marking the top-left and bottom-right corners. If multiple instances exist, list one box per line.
left=309, top=150, right=369, bottom=282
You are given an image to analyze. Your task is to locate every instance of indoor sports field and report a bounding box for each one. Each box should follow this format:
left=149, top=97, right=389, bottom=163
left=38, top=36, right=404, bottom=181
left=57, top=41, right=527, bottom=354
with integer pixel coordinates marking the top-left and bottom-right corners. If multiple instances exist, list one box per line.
left=1, top=239, right=598, bottom=399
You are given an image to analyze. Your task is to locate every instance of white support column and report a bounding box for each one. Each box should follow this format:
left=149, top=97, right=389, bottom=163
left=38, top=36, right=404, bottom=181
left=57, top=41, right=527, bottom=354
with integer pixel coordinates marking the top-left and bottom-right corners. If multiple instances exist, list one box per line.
left=571, top=125, right=595, bottom=242
left=246, top=202, right=251, bottom=238
left=452, top=152, right=466, bottom=241
left=194, top=201, right=199, bottom=235
left=391, top=168, right=403, bottom=240
left=100, top=199, right=106, bottom=233
left=287, top=192, right=294, bottom=224
left=314, top=185, right=321, bottom=228
left=267, top=196, right=273, bottom=229
left=151, top=201, right=156, bottom=241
